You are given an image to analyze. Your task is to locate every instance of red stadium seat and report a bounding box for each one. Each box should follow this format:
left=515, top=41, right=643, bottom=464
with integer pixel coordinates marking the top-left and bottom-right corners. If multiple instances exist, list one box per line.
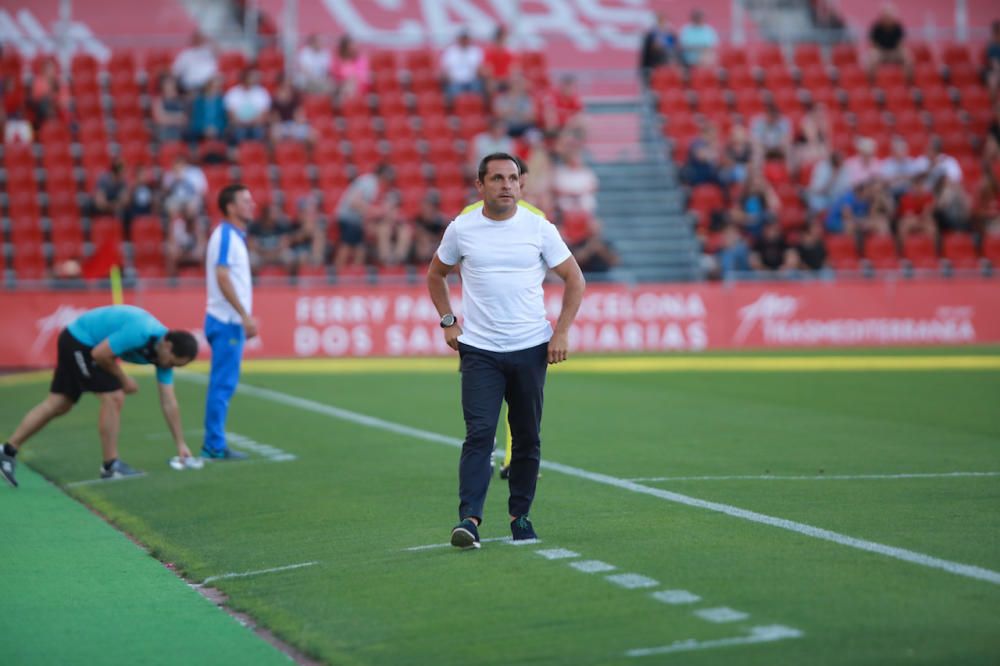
left=414, top=91, right=447, bottom=118
left=689, top=184, right=725, bottom=215
left=649, top=66, right=683, bottom=92
left=404, top=49, right=435, bottom=73
left=274, top=141, right=308, bottom=169
left=90, top=217, right=124, bottom=246
left=863, top=234, right=899, bottom=270
left=901, top=234, right=938, bottom=269
left=941, top=43, right=971, bottom=67
left=47, top=190, right=80, bottom=217
left=688, top=68, right=718, bottom=91
left=825, top=234, right=860, bottom=270
left=237, top=141, right=269, bottom=170
left=942, top=233, right=978, bottom=270
left=756, top=44, right=785, bottom=69
left=982, top=236, right=1000, bottom=268
left=130, top=216, right=165, bottom=269
left=793, top=44, right=822, bottom=70
left=831, top=44, right=859, bottom=68
left=12, top=243, right=47, bottom=280
left=377, top=92, right=409, bottom=118
left=452, top=93, right=485, bottom=117
left=50, top=217, right=84, bottom=264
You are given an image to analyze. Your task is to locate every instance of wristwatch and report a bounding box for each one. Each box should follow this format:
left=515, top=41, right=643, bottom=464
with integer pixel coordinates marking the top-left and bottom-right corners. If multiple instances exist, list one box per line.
left=440, top=313, right=457, bottom=328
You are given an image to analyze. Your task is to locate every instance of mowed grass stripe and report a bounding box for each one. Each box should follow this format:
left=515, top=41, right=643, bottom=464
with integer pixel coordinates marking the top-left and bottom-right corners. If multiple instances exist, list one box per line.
left=178, top=373, right=1000, bottom=588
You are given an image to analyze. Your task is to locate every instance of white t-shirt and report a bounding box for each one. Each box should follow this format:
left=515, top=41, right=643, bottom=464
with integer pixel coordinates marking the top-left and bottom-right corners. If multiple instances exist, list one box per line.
left=553, top=164, right=599, bottom=214
left=297, top=45, right=331, bottom=86
left=206, top=222, right=252, bottom=324
left=172, top=46, right=218, bottom=90
left=223, top=85, right=272, bottom=123
left=436, top=206, right=572, bottom=353
left=441, top=44, right=483, bottom=85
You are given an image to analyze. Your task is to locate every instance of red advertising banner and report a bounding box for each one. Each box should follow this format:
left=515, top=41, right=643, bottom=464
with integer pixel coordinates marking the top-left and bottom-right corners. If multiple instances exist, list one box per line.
left=1, top=280, right=998, bottom=369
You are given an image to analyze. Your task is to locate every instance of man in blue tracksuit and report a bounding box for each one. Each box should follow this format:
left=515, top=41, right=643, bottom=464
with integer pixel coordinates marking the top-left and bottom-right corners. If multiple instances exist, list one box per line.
left=202, top=183, right=258, bottom=460
left=1, top=305, right=199, bottom=487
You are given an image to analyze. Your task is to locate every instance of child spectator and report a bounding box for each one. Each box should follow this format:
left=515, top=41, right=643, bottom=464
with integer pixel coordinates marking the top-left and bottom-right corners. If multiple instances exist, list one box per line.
left=331, top=35, right=370, bottom=102
left=152, top=77, right=188, bottom=142
left=297, top=34, right=332, bottom=92
left=270, top=76, right=311, bottom=143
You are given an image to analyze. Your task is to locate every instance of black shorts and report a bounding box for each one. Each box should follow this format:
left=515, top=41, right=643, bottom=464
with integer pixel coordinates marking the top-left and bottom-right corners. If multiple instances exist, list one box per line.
left=339, top=220, right=364, bottom=247
left=50, top=328, right=122, bottom=403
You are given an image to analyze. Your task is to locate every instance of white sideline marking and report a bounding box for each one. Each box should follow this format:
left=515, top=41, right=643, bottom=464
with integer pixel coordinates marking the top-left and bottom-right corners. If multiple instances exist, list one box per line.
left=65, top=472, right=148, bottom=488
left=179, top=374, right=1000, bottom=587
left=404, top=537, right=513, bottom=552
left=536, top=548, right=580, bottom=560
left=570, top=560, right=617, bottom=573
left=651, top=590, right=701, bottom=605
left=626, top=625, right=803, bottom=658
left=199, top=561, right=318, bottom=586
left=146, top=428, right=296, bottom=462
left=508, top=538, right=541, bottom=546
left=606, top=573, right=659, bottom=589
left=694, top=607, right=750, bottom=623
left=630, top=472, right=1000, bottom=482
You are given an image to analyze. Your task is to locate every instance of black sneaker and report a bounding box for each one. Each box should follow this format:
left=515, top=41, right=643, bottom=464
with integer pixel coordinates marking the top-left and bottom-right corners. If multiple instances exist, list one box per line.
left=0, top=451, right=17, bottom=488
left=499, top=465, right=510, bottom=480
left=510, top=516, right=538, bottom=541
left=100, top=459, right=143, bottom=480
left=201, top=447, right=249, bottom=461
left=450, top=518, right=481, bottom=550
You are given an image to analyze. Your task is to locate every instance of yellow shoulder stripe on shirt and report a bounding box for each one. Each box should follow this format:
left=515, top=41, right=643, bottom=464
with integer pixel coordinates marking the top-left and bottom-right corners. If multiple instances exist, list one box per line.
left=459, top=200, right=545, bottom=216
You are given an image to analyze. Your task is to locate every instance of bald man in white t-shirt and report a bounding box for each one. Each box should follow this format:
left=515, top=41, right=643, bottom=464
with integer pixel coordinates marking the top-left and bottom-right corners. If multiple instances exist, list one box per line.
left=427, top=153, right=586, bottom=549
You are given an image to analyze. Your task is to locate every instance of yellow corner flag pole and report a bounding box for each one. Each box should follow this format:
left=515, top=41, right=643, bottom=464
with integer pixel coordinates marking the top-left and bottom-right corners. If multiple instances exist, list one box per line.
left=110, top=265, right=124, bottom=305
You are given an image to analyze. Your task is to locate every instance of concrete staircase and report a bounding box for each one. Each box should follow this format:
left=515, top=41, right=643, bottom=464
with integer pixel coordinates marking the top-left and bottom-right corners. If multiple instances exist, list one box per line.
left=584, top=97, right=699, bottom=283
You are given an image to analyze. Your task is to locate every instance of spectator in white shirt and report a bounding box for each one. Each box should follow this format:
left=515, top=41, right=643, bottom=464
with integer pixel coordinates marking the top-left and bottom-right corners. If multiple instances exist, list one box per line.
left=172, top=32, right=218, bottom=93
left=224, top=69, right=272, bottom=143
left=680, top=10, right=718, bottom=67
left=843, top=137, right=882, bottom=187
left=553, top=149, right=599, bottom=215
left=879, top=136, right=923, bottom=195
left=296, top=34, right=332, bottom=92
left=441, top=30, right=484, bottom=98
left=914, top=137, right=963, bottom=187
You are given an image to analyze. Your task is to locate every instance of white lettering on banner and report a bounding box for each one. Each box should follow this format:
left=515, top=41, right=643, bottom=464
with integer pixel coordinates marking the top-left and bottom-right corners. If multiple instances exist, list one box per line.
left=551, top=292, right=706, bottom=322
left=571, top=321, right=707, bottom=352
left=734, top=293, right=799, bottom=344
left=321, top=0, right=649, bottom=50
left=294, top=326, right=373, bottom=356
left=392, top=294, right=454, bottom=322
left=295, top=296, right=390, bottom=325
left=386, top=325, right=452, bottom=356
left=32, top=305, right=90, bottom=354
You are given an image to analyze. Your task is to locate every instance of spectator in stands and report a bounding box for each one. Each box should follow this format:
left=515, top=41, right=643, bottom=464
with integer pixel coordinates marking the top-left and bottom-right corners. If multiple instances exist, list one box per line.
left=270, top=76, right=311, bottom=143
left=750, top=220, right=798, bottom=272
left=539, top=74, right=585, bottom=134
left=679, top=10, right=718, bottom=68
left=333, top=164, right=396, bottom=268
left=988, top=102, right=1000, bottom=148
left=297, top=34, right=332, bottom=93
left=895, top=176, right=938, bottom=240
left=826, top=180, right=892, bottom=236
left=681, top=123, right=724, bottom=187
left=715, top=224, right=751, bottom=279
left=722, top=124, right=753, bottom=184
left=796, top=219, right=828, bottom=271
left=90, top=158, right=130, bottom=219
left=152, top=77, right=188, bottom=142
left=2, top=106, right=32, bottom=144
left=124, top=165, right=159, bottom=229
left=971, top=176, right=1000, bottom=236
left=930, top=176, right=971, bottom=236
left=224, top=69, right=272, bottom=143
left=843, top=137, right=882, bottom=187
left=559, top=210, right=618, bottom=273
left=553, top=148, right=599, bottom=216
left=330, top=35, right=370, bottom=102
left=986, top=21, right=1000, bottom=97
left=172, top=32, right=218, bottom=93
left=248, top=203, right=295, bottom=272
left=28, top=59, right=68, bottom=127
left=807, top=149, right=849, bottom=213
left=289, top=194, right=326, bottom=267
left=162, top=155, right=207, bottom=220
left=482, top=25, right=516, bottom=95
left=751, top=102, right=793, bottom=163
left=521, top=130, right=556, bottom=215
left=372, top=189, right=412, bottom=267
left=640, top=12, right=680, bottom=79
left=879, top=136, right=922, bottom=195
left=413, top=192, right=449, bottom=265
left=165, top=207, right=206, bottom=276
left=469, top=118, right=514, bottom=175
left=440, top=30, right=484, bottom=99
left=794, top=101, right=832, bottom=169
left=866, top=4, right=912, bottom=76
left=189, top=76, right=227, bottom=141
left=492, top=72, right=537, bottom=138
left=732, top=168, right=780, bottom=239
left=917, top=137, right=963, bottom=187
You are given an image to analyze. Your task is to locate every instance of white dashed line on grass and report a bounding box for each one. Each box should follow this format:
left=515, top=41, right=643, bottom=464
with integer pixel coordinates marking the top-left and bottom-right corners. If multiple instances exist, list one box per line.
left=569, top=560, right=617, bottom=574
left=625, top=625, right=804, bottom=658
left=629, top=472, right=1000, bottom=482
left=535, top=548, right=580, bottom=560
left=182, top=374, right=1000, bottom=587
left=403, top=537, right=519, bottom=552
left=198, top=561, right=319, bottom=586
left=651, top=589, right=702, bottom=605
left=606, top=573, right=659, bottom=589
left=694, top=607, right=750, bottom=623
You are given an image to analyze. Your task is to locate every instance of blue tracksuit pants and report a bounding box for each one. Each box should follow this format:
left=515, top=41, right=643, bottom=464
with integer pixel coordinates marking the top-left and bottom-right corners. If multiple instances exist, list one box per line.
left=203, top=314, right=245, bottom=454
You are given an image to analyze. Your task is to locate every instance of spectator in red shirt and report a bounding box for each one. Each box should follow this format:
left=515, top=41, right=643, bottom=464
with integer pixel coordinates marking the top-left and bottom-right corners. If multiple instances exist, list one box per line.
left=482, top=25, right=516, bottom=95
left=542, top=75, right=584, bottom=133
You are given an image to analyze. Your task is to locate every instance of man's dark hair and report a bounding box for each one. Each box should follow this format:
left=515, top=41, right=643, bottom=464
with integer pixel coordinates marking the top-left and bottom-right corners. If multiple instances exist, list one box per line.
left=165, top=331, right=199, bottom=360
left=218, top=184, right=248, bottom=218
left=477, top=152, right=521, bottom=183
left=513, top=155, right=528, bottom=177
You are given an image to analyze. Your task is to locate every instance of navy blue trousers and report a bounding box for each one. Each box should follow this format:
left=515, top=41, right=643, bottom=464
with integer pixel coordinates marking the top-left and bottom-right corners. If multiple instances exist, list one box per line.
left=457, top=341, right=548, bottom=523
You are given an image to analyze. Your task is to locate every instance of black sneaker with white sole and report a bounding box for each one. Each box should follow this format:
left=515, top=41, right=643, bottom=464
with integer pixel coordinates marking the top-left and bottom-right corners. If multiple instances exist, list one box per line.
left=510, top=515, right=538, bottom=541
left=450, top=518, right=481, bottom=550
left=100, top=459, right=143, bottom=480
left=0, top=451, right=17, bottom=488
